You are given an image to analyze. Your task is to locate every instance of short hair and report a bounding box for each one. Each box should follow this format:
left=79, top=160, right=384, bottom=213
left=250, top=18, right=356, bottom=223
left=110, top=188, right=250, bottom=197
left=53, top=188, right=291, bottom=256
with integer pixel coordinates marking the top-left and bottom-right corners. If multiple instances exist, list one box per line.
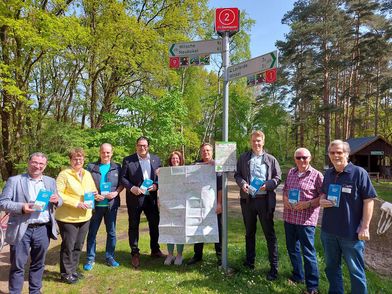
left=167, top=151, right=184, bottom=166
left=294, top=147, right=311, bottom=157
left=251, top=130, right=265, bottom=141
left=328, top=140, right=350, bottom=154
left=100, top=143, right=113, bottom=151
left=136, top=136, right=149, bottom=146
left=200, top=142, right=213, bottom=150
left=29, top=152, right=48, bottom=162
left=68, top=147, right=85, bottom=159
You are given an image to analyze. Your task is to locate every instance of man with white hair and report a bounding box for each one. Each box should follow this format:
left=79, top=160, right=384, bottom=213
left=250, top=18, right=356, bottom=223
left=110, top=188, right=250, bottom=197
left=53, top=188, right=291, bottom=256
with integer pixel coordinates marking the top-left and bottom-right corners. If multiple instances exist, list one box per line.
left=320, top=140, right=376, bottom=294
left=283, top=148, right=323, bottom=294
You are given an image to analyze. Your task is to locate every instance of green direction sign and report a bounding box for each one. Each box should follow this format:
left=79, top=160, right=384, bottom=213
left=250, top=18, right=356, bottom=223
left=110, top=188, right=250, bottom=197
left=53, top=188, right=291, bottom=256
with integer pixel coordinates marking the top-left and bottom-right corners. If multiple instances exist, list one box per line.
left=169, top=39, right=222, bottom=57
left=228, top=51, right=278, bottom=81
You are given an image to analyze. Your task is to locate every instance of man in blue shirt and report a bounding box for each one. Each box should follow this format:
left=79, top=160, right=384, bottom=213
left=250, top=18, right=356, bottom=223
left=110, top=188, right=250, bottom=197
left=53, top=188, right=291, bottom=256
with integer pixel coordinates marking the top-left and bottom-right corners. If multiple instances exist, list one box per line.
left=320, top=140, right=376, bottom=294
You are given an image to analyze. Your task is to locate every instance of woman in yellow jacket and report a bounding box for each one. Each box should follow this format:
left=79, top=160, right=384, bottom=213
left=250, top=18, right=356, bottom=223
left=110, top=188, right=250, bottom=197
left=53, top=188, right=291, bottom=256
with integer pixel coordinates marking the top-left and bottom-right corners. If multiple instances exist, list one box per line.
left=56, top=148, right=100, bottom=284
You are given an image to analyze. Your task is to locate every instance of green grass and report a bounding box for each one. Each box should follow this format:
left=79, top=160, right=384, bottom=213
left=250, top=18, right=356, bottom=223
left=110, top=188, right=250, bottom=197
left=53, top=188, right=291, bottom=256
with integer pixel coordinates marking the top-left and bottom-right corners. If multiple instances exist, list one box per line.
left=372, top=180, right=392, bottom=202
left=41, top=209, right=392, bottom=294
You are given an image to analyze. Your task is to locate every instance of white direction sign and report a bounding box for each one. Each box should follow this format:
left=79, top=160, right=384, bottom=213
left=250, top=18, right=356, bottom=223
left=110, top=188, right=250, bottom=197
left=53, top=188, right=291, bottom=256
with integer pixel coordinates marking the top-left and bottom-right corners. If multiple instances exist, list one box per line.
left=228, top=51, right=278, bottom=81
left=169, top=39, right=222, bottom=57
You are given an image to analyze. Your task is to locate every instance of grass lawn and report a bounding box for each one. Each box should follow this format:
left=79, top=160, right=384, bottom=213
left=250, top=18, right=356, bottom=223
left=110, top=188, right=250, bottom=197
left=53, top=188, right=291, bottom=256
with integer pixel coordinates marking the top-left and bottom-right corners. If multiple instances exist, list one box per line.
left=42, top=209, right=392, bottom=294
left=372, top=180, right=392, bottom=202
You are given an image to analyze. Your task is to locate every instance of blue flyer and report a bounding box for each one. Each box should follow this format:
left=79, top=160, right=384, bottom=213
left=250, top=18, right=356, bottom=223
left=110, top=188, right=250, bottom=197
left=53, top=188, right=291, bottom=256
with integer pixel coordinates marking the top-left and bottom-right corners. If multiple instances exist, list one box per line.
left=327, top=184, right=342, bottom=207
left=33, top=189, right=53, bottom=212
left=97, top=182, right=112, bottom=206
left=84, top=192, right=95, bottom=209
left=140, top=179, right=154, bottom=195
left=248, top=177, right=264, bottom=198
left=288, top=189, right=300, bottom=204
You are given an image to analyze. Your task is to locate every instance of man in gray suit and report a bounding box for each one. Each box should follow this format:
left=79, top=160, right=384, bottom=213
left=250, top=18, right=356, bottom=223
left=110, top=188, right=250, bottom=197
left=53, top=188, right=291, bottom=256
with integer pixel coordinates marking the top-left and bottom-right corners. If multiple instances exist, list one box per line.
left=0, top=152, right=62, bottom=294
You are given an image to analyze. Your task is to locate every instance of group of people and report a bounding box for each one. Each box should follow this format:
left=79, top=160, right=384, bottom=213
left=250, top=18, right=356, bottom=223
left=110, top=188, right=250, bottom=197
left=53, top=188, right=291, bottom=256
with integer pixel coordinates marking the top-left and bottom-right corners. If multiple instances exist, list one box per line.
left=0, top=131, right=376, bottom=294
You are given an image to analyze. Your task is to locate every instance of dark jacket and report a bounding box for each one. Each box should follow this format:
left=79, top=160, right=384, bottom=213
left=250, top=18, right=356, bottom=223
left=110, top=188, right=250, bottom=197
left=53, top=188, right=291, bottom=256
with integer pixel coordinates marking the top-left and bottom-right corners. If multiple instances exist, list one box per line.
left=120, top=153, right=161, bottom=207
left=234, top=151, right=282, bottom=212
left=87, top=161, right=122, bottom=209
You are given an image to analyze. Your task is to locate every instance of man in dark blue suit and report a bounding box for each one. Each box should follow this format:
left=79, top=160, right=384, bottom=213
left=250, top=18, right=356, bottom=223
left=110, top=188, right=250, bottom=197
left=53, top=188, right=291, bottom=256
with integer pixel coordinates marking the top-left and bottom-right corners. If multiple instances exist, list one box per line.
left=121, top=136, right=163, bottom=268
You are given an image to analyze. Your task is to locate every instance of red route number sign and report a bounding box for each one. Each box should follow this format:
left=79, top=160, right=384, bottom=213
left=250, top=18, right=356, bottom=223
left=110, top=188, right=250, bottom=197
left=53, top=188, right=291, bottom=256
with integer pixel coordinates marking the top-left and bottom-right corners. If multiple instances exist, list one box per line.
left=215, top=8, right=240, bottom=32
left=265, top=68, right=277, bottom=83
left=169, top=57, right=180, bottom=69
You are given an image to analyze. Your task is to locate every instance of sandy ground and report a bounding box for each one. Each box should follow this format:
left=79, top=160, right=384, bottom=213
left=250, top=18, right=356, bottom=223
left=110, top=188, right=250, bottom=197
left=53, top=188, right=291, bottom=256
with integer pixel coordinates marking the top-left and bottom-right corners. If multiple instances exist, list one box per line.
left=0, top=179, right=284, bottom=293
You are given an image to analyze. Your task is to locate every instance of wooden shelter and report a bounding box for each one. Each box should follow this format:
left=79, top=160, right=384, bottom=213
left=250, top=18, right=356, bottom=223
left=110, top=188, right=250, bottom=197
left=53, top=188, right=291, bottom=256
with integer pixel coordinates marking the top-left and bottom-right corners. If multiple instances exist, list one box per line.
left=347, top=136, right=392, bottom=179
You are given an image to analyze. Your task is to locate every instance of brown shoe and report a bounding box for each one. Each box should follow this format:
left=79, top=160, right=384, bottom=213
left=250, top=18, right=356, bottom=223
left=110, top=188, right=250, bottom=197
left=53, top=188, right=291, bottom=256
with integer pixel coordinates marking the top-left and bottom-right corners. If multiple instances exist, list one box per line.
left=150, top=250, right=165, bottom=258
left=131, top=254, right=140, bottom=268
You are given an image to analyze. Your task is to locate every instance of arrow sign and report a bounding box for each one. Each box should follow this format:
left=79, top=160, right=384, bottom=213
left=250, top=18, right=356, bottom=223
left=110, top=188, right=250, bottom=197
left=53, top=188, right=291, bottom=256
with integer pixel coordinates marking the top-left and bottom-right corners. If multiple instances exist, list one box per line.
left=227, top=51, right=278, bottom=81
left=169, top=39, right=222, bottom=57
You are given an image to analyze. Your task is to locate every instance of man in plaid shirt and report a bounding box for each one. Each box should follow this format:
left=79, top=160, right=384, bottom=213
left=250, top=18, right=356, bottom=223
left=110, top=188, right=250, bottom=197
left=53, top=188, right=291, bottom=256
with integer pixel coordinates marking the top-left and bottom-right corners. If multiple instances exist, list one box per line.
left=283, top=148, right=323, bottom=294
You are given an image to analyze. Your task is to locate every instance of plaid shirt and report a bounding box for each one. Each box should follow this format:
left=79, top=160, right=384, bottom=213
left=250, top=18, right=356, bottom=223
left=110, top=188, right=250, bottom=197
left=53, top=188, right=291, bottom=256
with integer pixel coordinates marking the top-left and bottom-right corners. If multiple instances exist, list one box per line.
left=283, top=165, right=323, bottom=226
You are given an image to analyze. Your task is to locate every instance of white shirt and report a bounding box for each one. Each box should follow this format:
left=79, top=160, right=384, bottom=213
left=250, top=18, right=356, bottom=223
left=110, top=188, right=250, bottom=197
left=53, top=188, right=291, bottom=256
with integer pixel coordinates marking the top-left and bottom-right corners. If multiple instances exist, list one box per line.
left=27, top=176, right=50, bottom=224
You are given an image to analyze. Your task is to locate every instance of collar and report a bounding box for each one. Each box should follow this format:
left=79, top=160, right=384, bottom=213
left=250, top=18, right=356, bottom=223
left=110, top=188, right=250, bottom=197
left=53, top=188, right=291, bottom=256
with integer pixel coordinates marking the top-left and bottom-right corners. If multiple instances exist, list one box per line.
left=28, top=175, right=44, bottom=182
left=332, top=162, right=353, bottom=174
left=137, top=153, right=150, bottom=161
left=293, top=165, right=312, bottom=174
left=251, top=151, right=264, bottom=158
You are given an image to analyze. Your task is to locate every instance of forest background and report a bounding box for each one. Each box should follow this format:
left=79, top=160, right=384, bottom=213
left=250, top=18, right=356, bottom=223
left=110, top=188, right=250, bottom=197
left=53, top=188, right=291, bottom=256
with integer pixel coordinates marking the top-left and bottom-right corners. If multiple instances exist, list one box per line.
left=0, top=0, right=391, bottom=182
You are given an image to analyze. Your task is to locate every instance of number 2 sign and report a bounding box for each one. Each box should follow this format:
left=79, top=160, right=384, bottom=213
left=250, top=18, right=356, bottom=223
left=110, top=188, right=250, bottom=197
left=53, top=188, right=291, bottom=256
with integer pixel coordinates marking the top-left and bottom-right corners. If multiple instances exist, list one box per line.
left=215, top=8, right=240, bottom=33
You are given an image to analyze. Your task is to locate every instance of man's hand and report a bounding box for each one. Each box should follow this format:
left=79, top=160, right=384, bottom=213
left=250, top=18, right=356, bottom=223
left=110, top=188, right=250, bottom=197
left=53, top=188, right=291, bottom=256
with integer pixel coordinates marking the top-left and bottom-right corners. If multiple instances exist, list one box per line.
left=131, top=186, right=143, bottom=196
left=215, top=203, right=222, bottom=214
left=94, top=192, right=105, bottom=202
left=148, top=184, right=158, bottom=192
left=358, top=226, right=370, bottom=241
left=283, top=197, right=292, bottom=210
left=77, top=202, right=89, bottom=210
left=293, top=201, right=311, bottom=211
left=259, top=184, right=266, bottom=191
left=241, top=183, right=249, bottom=193
left=22, top=203, right=35, bottom=214
left=49, top=193, right=59, bottom=204
left=106, top=191, right=118, bottom=200
left=320, top=199, right=334, bottom=208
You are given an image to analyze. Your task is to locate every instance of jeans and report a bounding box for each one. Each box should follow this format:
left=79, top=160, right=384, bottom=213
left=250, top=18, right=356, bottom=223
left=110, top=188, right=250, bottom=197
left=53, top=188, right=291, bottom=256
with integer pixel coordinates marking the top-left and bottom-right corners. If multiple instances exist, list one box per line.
left=321, top=230, right=367, bottom=294
left=9, top=225, right=50, bottom=294
left=86, top=206, right=118, bottom=262
left=284, top=222, right=319, bottom=291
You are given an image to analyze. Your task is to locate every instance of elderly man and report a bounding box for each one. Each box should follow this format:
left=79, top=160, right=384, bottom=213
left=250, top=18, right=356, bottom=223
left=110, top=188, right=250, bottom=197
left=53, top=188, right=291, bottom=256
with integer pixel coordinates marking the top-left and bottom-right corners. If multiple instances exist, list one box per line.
left=84, top=143, right=124, bottom=270
left=187, top=143, right=223, bottom=266
left=283, top=148, right=323, bottom=294
left=234, top=130, right=281, bottom=280
left=0, top=152, right=62, bottom=294
left=320, top=140, right=376, bottom=294
left=121, top=136, right=163, bottom=268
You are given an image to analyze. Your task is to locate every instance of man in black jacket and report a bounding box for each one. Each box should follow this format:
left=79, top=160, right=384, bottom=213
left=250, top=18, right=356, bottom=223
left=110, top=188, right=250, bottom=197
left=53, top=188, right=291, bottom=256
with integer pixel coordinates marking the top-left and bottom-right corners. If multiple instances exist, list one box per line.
left=234, top=130, right=281, bottom=280
left=121, top=136, right=163, bottom=268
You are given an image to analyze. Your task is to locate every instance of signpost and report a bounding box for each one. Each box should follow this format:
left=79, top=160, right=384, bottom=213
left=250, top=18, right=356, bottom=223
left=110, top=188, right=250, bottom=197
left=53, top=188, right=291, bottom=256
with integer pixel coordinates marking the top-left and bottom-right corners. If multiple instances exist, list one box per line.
left=215, top=8, right=240, bottom=33
left=169, top=39, right=222, bottom=57
left=228, top=51, right=278, bottom=81
left=247, top=68, right=277, bottom=86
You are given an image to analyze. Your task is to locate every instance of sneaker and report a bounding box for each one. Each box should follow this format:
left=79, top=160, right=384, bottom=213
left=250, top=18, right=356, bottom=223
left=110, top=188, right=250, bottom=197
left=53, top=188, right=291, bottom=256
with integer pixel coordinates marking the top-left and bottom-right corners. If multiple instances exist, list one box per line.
left=164, top=255, right=175, bottom=265
left=60, top=273, right=78, bottom=284
left=174, top=255, right=183, bottom=265
left=106, top=258, right=120, bottom=267
left=83, top=262, right=94, bottom=271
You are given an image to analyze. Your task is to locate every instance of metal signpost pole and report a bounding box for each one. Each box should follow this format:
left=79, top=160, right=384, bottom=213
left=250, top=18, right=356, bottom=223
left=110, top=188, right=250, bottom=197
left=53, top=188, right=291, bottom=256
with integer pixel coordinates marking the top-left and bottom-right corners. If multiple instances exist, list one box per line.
left=221, top=31, right=230, bottom=272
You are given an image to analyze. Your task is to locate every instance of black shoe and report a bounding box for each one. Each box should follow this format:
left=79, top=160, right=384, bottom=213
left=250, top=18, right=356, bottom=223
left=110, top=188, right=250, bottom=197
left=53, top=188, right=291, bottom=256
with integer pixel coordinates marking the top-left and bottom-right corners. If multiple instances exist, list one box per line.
left=287, top=275, right=304, bottom=284
left=61, top=274, right=78, bottom=284
left=243, top=261, right=255, bottom=269
left=72, top=272, right=84, bottom=279
left=187, top=256, right=202, bottom=265
left=266, top=270, right=278, bottom=281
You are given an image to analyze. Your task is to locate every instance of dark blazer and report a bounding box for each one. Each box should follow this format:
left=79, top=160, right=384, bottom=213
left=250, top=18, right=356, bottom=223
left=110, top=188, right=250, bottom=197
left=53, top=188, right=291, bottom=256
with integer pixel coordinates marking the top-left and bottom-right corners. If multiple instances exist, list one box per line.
left=0, top=174, right=63, bottom=245
left=234, top=151, right=282, bottom=212
left=121, top=153, right=161, bottom=206
left=87, top=161, right=122, bottom=209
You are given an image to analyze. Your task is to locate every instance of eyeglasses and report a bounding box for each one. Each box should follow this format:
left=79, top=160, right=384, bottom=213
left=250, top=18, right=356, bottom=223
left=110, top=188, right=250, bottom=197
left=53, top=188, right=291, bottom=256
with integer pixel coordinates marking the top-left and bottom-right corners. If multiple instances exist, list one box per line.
left=30, top=161, right=46, bottom=167
left=295, top=156, right=309, bottom=160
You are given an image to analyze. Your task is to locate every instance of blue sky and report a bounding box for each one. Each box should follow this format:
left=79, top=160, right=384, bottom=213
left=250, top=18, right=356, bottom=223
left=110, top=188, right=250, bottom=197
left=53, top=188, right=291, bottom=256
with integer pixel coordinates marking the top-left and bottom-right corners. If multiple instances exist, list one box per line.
left=208, top=1, right=296, bottom=57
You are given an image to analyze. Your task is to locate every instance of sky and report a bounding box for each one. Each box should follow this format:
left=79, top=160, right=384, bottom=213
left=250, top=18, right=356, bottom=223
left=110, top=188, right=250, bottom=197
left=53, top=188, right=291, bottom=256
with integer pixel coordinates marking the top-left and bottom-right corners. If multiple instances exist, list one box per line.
left=208, top=1, right=296, bottom=57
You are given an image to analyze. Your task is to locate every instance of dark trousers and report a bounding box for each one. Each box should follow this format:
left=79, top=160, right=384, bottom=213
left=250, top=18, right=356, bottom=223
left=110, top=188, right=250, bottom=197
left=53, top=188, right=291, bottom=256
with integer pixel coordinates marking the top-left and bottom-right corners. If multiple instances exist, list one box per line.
left=127, top=200, right=160, bottom=255
left=193, top=213, right=222, bottom=260
left=57, top=220, right=90, bottom=275
left=240, top=197, right=278, bottom=271
left=9, top=225, right=50, bottom=294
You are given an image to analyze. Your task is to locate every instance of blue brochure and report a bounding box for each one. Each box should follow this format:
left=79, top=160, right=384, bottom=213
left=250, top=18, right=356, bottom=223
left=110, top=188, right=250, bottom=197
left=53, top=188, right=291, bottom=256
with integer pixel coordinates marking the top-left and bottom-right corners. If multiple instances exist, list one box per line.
left=327, top=184, right=342, bottom=207
left=288, top=189, right=300, bottom=204
left=33, top=189, right=53, bottom=212
left=84, top=192, right=95, bottom=209
left=97, top=182, right=111, bottom=206
left=140, top=179, right=154, bottom=195
left=248, top=177, right=264, bottom=198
